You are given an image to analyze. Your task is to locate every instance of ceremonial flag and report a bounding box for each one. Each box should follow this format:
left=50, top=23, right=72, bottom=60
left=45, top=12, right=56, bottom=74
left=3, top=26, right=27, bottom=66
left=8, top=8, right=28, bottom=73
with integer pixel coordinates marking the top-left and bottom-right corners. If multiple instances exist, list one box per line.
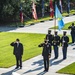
left=50, top=0, right=54, bottom=18
left=67, top=0, right=70, bottom=14
left=20, top=11, right=23, bottom=23
left=20, top=5, right=23, bottom=24
left=59, top=0, right=62, bottom=13
left=42, top=0, right=44, bottom=17
left=32, top=2, right=38, bottom=20
left=55, top=4, right=64, bottom=30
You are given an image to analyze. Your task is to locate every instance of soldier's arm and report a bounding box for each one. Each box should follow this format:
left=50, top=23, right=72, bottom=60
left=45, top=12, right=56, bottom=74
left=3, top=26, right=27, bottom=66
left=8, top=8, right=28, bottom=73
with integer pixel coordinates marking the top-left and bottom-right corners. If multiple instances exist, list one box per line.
left=38, top=43, right=44, bottom=47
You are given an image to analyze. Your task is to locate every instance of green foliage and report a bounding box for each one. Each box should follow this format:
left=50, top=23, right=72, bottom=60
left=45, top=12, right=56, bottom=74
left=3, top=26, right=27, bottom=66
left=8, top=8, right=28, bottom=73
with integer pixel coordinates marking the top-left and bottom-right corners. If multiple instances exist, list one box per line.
left=57, top=62, right=75, bottom=74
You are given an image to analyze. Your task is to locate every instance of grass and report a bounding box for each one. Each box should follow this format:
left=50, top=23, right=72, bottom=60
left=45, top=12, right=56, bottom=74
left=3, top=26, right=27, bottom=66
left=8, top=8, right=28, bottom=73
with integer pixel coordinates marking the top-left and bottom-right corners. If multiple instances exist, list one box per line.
left=24, top=16, right=52, bottom=25
left=0, top=32, right=72, bottom=68
left=57, top=62, right=75, bottom=74
left=0, top=32, right=45, bottom=68
left=50, top=21, right=75, bottom=30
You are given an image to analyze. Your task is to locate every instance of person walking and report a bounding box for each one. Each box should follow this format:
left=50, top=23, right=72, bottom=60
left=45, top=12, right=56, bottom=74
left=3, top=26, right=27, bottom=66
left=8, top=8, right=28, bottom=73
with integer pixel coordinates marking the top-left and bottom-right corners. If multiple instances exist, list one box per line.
left=38, top=39, right=51, bottom=72
left=60, top=31, right=69, bottom=60
left=10, top=39, right=23, bottom=69
left=53, top=31, right=60, bottom=59
left=68, top=23, right=75, bottom=43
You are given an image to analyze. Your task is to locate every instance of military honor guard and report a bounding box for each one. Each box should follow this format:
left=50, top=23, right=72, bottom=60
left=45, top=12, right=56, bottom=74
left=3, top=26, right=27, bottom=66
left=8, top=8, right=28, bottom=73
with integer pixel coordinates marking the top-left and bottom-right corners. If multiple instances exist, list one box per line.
left=53, top=31, right=60, bottom=59
left=68, top=23, right=75, bottom=43
left=45, top=30, right=54, bottom=56
left=60, top=31, right=69, bottom=60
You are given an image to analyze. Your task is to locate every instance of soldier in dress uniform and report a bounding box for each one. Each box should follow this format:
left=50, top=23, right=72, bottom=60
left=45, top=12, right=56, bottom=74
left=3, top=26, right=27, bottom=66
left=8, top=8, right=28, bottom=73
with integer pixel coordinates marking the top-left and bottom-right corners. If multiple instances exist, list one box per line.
left=68, top=23, right=75, bottom=43
left=45, top=30, right=54, bottom=56
left=53, top=31, right=60, bottom=59
left=38, top=39, right=51, bottom=72
left=60, top=31, right=69, bottom=60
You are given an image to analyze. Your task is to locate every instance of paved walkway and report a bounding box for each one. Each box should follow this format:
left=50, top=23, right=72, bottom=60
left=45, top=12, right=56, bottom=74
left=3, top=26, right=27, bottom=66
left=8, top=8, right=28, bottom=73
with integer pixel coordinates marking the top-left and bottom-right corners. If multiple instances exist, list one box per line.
left=0, top=44, right=75, bottom=75
left=0, top=15, right=75, bottom=34
left=0, top=15, right=75, bottom=75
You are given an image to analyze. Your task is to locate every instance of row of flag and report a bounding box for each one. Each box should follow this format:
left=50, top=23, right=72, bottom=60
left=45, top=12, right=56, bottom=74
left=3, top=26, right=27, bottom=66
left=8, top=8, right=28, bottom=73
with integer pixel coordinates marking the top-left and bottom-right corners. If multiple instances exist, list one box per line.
left=20, top=0, right=70, bottom=30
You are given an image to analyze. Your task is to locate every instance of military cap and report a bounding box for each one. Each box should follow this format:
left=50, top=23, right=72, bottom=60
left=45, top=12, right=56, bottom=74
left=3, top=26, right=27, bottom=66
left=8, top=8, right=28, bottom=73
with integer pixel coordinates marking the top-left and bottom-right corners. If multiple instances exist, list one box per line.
left=54, top=31, right=58, bottom=33
left=48, top=30, right=51, bottom=32
left=63, top=31, right=66, bottom=33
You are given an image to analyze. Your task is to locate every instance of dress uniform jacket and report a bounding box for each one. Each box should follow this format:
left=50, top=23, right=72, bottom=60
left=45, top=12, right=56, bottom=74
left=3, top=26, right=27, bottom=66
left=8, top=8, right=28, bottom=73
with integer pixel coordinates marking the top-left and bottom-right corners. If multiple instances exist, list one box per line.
left=53, top=35, right=60, bottom=46
left=46, top=34, right=54, bottom=45
left=61, top=36, right=69, bottom=47
left=38, top=43, right=51, bottom=59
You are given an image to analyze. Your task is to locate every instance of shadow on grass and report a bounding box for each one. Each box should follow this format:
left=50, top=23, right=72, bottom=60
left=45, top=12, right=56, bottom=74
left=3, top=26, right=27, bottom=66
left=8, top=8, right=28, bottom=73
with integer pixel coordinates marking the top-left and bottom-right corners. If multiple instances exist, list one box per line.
left=0, top=26, right=17, bottom=32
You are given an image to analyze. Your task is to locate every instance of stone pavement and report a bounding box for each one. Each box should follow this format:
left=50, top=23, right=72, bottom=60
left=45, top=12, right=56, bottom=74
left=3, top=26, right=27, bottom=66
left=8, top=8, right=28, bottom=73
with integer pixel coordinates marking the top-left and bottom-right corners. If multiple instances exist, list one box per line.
left=0, top=44, right=75, bottom=75
left=0, top=15, right=75, bottom=34
left=0, top=15, right=75, bottom=75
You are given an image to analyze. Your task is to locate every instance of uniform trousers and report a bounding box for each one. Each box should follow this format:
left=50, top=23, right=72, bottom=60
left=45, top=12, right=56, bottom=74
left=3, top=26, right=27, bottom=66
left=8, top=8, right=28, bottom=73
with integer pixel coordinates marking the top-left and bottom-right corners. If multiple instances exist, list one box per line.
left=43, top=57, right=49, bottom=71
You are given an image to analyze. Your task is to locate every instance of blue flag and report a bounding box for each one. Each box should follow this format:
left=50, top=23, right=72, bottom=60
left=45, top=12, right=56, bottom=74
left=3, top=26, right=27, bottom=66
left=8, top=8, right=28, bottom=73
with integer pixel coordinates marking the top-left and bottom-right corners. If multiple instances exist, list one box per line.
left=55, top=5, right=64, bottom=30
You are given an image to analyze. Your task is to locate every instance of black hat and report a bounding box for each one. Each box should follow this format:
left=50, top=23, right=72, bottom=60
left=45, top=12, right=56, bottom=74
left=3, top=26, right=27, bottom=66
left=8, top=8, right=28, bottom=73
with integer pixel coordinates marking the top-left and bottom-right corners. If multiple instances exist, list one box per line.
left=54, top=31, right=58, bottom=33
left=48, top=30, right=51, bottom=32
left=48, top=30, right=51, bottom=34
left=63, top=31, right=66, bottom=33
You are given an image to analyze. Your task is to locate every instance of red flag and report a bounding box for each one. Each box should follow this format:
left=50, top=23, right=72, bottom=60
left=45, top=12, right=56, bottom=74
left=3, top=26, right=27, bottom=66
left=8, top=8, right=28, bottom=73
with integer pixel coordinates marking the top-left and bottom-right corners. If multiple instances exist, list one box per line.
left=50, top=0, right=54, bottom=18
left=20, top=11, right=23, bottom=23
left=32, top=2, right=38, bottom=20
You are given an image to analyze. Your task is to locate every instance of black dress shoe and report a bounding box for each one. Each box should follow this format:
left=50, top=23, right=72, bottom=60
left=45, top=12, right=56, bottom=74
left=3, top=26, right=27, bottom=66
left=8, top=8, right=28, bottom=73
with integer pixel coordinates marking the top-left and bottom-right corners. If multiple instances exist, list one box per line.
left=54, top=57, right=58, bottom=59
left=63, top=58, right=66, bottom=60
left=15, top=67, right=19, bottom=69
left=43, top=70, right=46, bottom=72
left=20, top=67, right=22, bottom=69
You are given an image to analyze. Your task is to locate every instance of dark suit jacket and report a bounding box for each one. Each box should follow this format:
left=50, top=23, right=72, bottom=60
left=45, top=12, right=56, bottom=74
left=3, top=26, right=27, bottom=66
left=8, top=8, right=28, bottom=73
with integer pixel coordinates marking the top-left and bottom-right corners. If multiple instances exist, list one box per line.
left=10, top=42, right=23, bottom=56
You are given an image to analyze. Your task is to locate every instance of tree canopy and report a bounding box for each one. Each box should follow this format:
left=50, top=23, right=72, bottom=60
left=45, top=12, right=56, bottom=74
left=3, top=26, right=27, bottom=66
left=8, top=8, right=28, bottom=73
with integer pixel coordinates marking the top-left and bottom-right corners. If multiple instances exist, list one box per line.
left=0, top=0, right=75, bottom=24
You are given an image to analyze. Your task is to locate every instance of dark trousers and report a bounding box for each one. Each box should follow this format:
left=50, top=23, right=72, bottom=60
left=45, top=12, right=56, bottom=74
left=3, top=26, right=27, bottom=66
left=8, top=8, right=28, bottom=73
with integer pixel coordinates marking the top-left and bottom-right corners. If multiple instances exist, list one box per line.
left=43, top=57, right=49, bottom=71
left=62, top=47, right=67, bottom=59
left=15, top=55, right=22, bottom=68
left=53, top=46, right=58, bottom=58
left=71, top=33, right=75, bottom=43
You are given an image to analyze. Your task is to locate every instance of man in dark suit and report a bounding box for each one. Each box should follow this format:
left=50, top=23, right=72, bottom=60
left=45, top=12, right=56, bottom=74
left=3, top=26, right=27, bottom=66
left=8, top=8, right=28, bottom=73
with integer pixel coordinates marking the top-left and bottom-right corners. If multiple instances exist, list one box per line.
left=68, top=23, right=75, bottom=43
left=38, top=39, right=51, bottom=72
left=10, top=39, right=23, bottom=69
left=53, top=31, right=60, bottom=59
left=61, top=31, right=69, bottom=60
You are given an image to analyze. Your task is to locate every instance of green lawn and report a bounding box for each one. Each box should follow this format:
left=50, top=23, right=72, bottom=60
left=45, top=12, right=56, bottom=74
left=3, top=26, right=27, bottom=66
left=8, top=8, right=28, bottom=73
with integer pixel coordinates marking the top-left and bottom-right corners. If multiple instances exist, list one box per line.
left=57, top=62, right=75, bottom=74
left=0, top=32, right=72, bottom=68
left=0, top=32, right=45, bottom=68
left=50, top=21, right=75, bottom=30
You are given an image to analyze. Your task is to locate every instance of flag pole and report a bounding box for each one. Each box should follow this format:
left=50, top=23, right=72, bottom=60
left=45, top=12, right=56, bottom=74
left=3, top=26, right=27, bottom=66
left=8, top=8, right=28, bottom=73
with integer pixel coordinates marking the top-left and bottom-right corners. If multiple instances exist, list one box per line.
left=54, top=3, right=56, bottom=33
left=54, top=15, right=56, bottom=33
